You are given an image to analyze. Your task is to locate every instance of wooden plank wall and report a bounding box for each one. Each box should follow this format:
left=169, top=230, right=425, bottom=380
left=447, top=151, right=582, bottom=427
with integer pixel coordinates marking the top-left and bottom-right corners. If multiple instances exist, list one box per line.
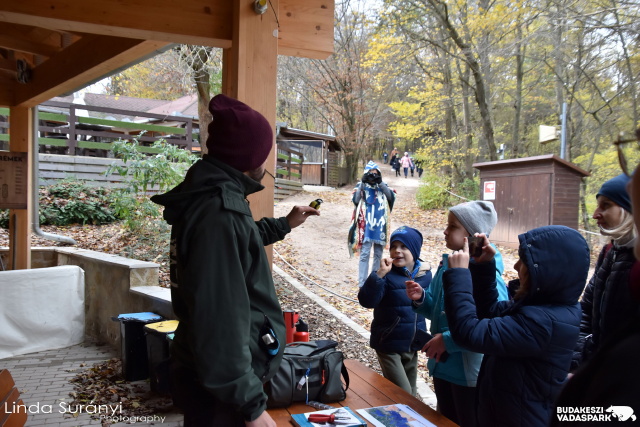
left=38, top=153, right=128, bottom=188
left=275, top=178, right=303, bottom=202
left=301, top=163, right=322, bottom=185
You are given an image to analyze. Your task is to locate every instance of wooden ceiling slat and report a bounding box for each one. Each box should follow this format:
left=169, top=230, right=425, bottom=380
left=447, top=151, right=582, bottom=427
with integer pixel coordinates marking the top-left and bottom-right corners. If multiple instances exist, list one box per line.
left=12, top=36, right=169, bottom=107
left=0, top=35, right=61, bottom=57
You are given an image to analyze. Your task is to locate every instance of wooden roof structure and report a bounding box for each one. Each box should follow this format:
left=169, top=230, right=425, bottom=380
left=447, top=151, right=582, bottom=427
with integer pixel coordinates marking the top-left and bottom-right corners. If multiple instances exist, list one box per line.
left=0, top=0, right=335, bottom=269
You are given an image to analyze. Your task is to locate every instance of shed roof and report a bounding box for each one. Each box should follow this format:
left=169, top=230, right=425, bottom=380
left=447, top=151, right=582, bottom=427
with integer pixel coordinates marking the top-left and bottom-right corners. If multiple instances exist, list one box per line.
left=473, top=154, right=589, bottom=177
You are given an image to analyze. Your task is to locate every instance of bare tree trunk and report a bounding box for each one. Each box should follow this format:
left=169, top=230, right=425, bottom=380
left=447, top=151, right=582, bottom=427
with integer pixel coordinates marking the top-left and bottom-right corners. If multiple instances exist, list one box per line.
left=426, top=0, right=497, bottom=160
left=512, top=17, right=525, bottom=158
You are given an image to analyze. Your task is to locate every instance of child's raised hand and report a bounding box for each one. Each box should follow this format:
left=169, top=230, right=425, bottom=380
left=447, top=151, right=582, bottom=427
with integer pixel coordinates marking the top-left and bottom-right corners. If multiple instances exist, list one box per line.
left=405, top=280, right=424, bottom=301
left=474, top=233, right=497, bottom=263
left=376, top=257, right=393, bottom=278
left=449, top=237, right=471, bottom=269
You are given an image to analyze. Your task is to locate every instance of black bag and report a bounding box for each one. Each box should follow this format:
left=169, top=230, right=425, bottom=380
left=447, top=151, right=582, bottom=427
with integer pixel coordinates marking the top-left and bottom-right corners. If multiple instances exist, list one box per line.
left=265, top=339, right=349, bottom=408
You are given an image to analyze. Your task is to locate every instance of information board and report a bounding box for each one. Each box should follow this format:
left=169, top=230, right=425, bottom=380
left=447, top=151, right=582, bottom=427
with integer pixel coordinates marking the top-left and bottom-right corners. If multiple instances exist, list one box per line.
left=0, top=151, right=28, bottom=209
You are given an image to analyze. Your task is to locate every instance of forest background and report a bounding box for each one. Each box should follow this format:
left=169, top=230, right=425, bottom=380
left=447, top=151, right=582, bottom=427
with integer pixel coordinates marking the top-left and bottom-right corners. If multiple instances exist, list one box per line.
left=102, top=0, right=640, bottom=232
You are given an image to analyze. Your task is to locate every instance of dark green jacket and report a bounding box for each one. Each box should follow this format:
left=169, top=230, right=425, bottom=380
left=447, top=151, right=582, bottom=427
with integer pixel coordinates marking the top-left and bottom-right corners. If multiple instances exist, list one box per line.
left=151, top=155, right=289, bottom=421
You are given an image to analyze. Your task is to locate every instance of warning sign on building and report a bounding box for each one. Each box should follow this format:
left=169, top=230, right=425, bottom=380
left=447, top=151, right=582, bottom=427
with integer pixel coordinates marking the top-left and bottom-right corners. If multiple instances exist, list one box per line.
left=483, top=181, right=496, bottom=201
left=0, top=152, right=28, bottom=209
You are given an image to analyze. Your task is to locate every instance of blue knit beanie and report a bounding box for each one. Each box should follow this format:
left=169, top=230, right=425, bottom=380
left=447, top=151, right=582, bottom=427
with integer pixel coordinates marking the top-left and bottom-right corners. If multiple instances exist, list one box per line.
left=596, top=174, right=632, bottom=213
left=390, top=226, right=423, bottom=261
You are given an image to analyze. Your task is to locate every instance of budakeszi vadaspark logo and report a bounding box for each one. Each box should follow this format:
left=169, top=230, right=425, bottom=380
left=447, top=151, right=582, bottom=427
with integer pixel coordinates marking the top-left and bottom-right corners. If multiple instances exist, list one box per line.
left=557, top=406, right=636, bottom=422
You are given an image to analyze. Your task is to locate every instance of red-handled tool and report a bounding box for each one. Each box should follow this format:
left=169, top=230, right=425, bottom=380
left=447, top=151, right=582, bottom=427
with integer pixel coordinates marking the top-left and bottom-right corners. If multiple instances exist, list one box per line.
left=307, top=413, right=351, bottom=424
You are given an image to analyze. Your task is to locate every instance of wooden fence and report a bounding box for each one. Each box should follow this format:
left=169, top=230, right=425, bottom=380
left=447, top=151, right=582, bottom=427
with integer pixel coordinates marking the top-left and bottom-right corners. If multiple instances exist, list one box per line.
left=37, top=154, right=304, bottom=202
left=0, top=101, right=195, bottom=156
left=276, top=146, right=303, bottom=181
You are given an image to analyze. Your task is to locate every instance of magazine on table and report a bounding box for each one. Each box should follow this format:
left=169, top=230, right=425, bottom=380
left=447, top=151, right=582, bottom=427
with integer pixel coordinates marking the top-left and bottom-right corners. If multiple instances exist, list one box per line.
left=291, top=406, right=367, bottom=427
left=356, top=404, right=437, bottom=427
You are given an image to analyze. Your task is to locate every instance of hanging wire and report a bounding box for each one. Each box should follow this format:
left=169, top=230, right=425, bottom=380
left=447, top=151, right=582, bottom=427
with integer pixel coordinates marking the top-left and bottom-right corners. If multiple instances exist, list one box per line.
left=274, top=249, right=359, bottom=303
left=268, top=0, right=280, bottom=28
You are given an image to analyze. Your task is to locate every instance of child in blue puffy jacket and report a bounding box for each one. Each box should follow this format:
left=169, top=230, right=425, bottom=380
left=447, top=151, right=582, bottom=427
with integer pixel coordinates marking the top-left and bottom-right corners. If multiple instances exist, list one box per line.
left=358, top=226, right=432, bottom=395
left=442, top=226, right=589, bottom=426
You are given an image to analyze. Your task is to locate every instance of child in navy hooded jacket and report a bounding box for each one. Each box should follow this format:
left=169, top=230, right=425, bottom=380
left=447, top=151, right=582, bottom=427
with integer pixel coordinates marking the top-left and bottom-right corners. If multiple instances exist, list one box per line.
left=442, top=225, right=589, bottom=427
left=358, top=226, right=432, bottom=395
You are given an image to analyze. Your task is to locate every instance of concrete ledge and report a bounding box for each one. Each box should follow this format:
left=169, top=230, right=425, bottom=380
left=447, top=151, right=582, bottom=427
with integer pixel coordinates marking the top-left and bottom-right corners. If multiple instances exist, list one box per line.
left=130, top=286, right=174, bottom=320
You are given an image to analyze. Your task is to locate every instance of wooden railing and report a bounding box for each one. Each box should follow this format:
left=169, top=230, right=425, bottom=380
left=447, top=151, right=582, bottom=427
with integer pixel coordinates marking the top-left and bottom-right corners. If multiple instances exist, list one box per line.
left=276, top=145, right=303, bottom=181
left=0, top=101, right=195, bottom=156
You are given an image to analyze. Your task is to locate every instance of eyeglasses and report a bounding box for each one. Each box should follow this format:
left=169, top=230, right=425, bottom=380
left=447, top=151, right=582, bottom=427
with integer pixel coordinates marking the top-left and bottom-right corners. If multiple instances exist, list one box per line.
left=613, top=128, right=640, bottom=176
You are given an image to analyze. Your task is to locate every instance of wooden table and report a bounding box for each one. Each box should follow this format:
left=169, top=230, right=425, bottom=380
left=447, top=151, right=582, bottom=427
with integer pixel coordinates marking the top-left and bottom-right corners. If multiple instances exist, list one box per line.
left=268, top=359, right=458, bottom=426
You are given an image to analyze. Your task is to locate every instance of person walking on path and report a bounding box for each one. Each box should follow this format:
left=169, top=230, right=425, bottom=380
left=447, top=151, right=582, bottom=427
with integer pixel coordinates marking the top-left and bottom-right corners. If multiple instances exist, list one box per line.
left=358, top=226, right=432, bottom=396
left=349, top=161, right=396, bottom=288
left=151, top=94, right=319, bottom=427
left=400, top=152, right=414, bottom=178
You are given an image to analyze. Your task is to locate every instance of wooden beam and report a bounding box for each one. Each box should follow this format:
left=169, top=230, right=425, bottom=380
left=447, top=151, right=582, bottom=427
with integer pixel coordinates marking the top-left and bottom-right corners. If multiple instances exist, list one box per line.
left=0, top=34, right=62, bottom=57
left=0, top=0, right=334, bottom=59
left=7, top=106, right=32, bottom=270
left=12, top=36, right=169, bottom=107
left=0, top=0, right=233, bottom=48
left=222, top=0, right=279, bottom=262
left=279, top=0, right=334, bottom=59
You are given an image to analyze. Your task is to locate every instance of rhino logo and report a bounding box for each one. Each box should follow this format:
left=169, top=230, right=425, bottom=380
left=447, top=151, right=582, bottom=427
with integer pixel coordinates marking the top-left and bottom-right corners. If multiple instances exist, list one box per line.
left=606, top=406, right=636, bottom=422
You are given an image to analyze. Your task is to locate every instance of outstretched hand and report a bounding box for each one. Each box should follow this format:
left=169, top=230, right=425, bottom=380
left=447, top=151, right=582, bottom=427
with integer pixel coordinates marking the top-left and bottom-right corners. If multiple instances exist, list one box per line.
left=286, top=205, right=320, bottom=229
left=406, top=280, right=424, bottom=301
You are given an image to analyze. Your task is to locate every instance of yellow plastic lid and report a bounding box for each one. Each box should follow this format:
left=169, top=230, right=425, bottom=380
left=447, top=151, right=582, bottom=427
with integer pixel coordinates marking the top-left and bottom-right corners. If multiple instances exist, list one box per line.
left=144, top=320, right=179, bottom=333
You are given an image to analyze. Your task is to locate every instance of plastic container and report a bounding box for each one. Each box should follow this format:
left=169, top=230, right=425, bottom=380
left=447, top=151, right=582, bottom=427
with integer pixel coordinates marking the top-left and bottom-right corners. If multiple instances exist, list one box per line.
left=293, top=318, right=309, bottom=342
left=283, top=310, right=299, bottom=344
left=144, top=320, right=179, bottom=395
left=112, top=312, right=163, bottom=381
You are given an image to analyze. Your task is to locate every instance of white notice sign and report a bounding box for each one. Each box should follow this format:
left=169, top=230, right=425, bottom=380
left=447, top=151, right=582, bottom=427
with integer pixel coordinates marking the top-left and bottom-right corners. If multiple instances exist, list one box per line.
left=483, top=181, right=496, bottom=201
left=0, top=151, right=28, bottom=209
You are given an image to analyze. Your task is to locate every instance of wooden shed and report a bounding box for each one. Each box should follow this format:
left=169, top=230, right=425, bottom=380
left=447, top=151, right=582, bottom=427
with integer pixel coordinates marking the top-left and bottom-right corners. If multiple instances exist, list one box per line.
left=276, top=126, right=344, bottom=187
left=473, top=155, right=589, bottom=247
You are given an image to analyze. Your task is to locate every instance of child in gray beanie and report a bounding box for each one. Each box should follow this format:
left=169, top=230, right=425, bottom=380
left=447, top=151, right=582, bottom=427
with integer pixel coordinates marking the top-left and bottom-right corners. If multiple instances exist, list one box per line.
left=406, top=200, right=507, bottom=427
left=449, top=201, right=498, bottom=237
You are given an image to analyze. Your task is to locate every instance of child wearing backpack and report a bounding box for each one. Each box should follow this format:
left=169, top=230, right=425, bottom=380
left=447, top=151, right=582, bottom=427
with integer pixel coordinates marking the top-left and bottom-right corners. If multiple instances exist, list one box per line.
left=405, top=201, right=508, bottom=427
left=358, top=226, right=432, bottom=395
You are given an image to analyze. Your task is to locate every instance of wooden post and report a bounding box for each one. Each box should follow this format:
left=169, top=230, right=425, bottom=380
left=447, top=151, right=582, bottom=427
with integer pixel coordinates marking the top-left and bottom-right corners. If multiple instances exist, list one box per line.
left=7, top=107, right=32, bottom=270
left=222, top=0, right=279, bottom=263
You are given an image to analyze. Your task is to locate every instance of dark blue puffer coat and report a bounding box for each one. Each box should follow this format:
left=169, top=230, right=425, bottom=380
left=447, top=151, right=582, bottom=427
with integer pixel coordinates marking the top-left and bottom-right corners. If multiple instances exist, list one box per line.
left=443, top=225, right=590, bottom=427
left=358, top=265, right=432, bottom=353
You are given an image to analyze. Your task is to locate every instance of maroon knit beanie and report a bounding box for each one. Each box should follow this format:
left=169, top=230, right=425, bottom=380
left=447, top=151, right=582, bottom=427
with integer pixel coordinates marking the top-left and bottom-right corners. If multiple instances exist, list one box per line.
left=206, top=94, right=273, bottom=172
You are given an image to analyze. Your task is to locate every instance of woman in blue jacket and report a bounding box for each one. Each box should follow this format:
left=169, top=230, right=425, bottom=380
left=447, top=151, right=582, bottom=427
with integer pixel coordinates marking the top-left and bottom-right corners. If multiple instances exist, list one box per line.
left=358, top=226, right=432, bottom=396
left=442, top=226, right=589, bottom=426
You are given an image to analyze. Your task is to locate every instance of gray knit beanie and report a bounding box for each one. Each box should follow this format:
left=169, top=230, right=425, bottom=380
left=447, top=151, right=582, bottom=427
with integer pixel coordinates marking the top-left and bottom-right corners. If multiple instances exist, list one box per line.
left=449, top=201, right=498, bottom=237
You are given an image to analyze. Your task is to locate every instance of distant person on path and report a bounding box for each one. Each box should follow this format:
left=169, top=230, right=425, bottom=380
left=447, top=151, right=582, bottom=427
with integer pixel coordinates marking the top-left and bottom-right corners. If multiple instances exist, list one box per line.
left=358, top=226, right=432, bottom=395
left=383, top=151, right=388, bottom=164
left=400, top=152, right=414, bottom=178
left=415, top=159, right=424, bottom=178
left=349, top=161, right=396, bottom=288
left=571, top=174, right=638, bottom=372
left=406, top=201, right=508, bottom=427
left=151, top=94, right=319, bottom=427
left=438, top=225, right=589, bottom=427
left=390, top=153, right=401, bottom=177
left=390, top=147, right=399, bottom=159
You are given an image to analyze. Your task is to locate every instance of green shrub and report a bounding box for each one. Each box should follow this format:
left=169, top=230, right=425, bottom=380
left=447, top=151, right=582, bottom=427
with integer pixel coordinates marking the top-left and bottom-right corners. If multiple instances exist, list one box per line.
left=416, top=173, right=451, bottom=209
left=0, top=179, right=117, bottom=228
left=106, top=137, right=199, bottom=231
